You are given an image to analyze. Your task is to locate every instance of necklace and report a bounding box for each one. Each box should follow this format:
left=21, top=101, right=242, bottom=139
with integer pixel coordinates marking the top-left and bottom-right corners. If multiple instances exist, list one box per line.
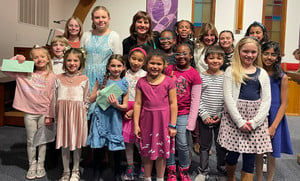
left=64, top=72, right=80, bottom=83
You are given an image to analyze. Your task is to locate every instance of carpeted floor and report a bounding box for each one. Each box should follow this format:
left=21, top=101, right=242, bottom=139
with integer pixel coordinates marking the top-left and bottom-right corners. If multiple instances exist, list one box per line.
left=0, top=116, right=299, bottom=181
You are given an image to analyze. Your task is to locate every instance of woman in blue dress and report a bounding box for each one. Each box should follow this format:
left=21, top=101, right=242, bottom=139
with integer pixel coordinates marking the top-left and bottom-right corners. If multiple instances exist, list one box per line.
left=256, top=41, right=293, bottom=181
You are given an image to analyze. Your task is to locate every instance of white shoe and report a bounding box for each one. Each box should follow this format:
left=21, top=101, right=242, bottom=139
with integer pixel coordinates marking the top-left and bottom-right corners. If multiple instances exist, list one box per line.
left=194, top=173, right=206, bottom=181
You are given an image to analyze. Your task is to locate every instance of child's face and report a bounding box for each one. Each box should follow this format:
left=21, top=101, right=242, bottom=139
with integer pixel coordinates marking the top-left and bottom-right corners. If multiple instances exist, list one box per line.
left=107, top=59, right=125, bottom=79
left=31, top=49, right=50, bottom=71
left=65, top=53, right=81, bottom=74
left=249, top=26, right=263, bottom=42
left=175, top=45, right=192, bottom=69
left=219, top=32, right=233, bottom=49
left=240, top=43, right=258, bottom=67
left=205, top=53, right=224, bottom=72
left=203, top=30, right=216, bottom=46
left=135, top=18, right=150, bottom=35
left=147, top=56, right=164, bottom=78
left=67, top=18, right=80, bottom=37
left=129, top=51, right=145, bottom=73
left=92, top=9, right=110, bottom=31
left=159, top=31, right=176, bottom=51
left=262, top=48, right=278, bottom=68
left=294, top=52, right=300, bottom=61
left=52, top=41, right=66, bottom=58
left=177, top=21, right=192, bottom=39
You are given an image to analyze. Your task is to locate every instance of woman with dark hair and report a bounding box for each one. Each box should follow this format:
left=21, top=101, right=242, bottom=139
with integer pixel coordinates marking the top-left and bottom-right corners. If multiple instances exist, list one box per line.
left=122, top=11, right=160, bottom=61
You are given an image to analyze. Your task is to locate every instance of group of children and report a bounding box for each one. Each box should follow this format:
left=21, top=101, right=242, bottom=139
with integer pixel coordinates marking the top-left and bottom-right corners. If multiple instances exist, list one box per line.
left=0, top=6, right=295, bottom=181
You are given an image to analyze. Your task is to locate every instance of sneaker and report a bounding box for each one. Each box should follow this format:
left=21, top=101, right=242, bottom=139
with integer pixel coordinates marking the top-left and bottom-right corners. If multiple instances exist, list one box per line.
left=178, top=166, right=191, bottom=181
left=167, top=165, right=177, bottom=181
left=70, top=170, right=80, bottom=181
left=123, top=165, right=135, bottom=180
left=59, top=171, right=70, bottom=181
left=193, top=143, right=200, bottom=155
left=194, top=173, right=206, bottom=181
left=138, top=165, right=145, bottom=179
left=26, top=163, right=37, bottom=180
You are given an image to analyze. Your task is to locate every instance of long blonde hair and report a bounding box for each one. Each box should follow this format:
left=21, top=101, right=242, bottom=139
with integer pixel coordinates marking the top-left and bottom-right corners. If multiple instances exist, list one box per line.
left=231, top=37, right=262, bottom=84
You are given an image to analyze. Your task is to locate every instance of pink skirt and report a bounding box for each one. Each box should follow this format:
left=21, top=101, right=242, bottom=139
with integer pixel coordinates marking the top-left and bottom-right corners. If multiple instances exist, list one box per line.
left=217, top=99, right=272, bottom=154
left=122, top=101, right=136, bottom=143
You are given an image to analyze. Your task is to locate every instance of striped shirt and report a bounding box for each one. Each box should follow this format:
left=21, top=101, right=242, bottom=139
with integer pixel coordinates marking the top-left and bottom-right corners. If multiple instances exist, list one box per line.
left=198, top=72, right=224, bottom=121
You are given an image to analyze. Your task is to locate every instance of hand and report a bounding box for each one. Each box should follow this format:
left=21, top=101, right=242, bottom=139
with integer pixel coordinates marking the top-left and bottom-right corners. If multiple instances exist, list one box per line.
left=134, top=126, right=141, bottom=139
left=16, top=55, right=26, bottom=64
left=96, top=90, right=101, bottom=96
left=124, top=109, right=133, bottom=120
left=169, top=127, right=177, bottom=137
left=107, top=93, right=119, bottom=108
left=204, top=117, right=214, bottom=125
left=211, top=115, right=220, bottom=124
left=45, top=117, right=53, bottom=126
left=268, top=126, right=276, bottom=139
left=239, top=122, right=252, bottom=133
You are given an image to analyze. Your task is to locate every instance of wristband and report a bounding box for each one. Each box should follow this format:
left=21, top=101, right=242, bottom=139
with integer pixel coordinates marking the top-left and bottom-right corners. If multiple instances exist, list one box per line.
left=168, top=123, right=177, bottom=129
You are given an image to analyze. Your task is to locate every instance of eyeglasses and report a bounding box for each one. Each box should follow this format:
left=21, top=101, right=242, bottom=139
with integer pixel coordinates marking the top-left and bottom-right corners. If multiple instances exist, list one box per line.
left=175, top=52, right=191, bottom=57
left=159, top=36, right=174, bottom=41
left=262, top=52, right=277, bottom=58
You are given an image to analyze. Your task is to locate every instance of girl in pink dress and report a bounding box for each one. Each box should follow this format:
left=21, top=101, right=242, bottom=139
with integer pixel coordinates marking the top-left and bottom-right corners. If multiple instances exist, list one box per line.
left=55, top=48, right=90, bottom=181
left=134, top=50, right=178, bottom=181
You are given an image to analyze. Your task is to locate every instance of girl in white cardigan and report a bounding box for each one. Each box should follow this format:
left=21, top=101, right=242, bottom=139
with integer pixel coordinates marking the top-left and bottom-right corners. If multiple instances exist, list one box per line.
left=217, top=37, right=272, bottom=181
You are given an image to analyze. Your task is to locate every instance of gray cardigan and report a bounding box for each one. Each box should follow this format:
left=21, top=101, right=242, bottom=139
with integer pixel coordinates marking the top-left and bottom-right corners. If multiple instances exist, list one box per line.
left=223, top=66, right=271, bottom=129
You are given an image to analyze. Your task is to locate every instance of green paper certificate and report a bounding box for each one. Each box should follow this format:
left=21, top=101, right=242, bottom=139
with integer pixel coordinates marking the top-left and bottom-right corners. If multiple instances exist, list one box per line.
left=1, top=59, right=34, bottom=73
left=96, top=83, right=124, bottom=111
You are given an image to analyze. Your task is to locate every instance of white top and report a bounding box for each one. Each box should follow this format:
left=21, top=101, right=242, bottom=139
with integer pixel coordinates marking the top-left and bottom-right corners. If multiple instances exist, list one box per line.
left=80, top=30, right=123, bottom=55
left=51, top=57, right=64, bottom=75
left=194, top=46, right=208, bottom=73
left=125, top=69, right=147, bottom=101
left=223, top=66, right=271, bottom=129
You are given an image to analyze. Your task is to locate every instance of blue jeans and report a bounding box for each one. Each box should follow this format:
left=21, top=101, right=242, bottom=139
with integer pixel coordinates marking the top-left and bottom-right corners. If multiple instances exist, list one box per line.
left=166, top=114, right=190, bottom=168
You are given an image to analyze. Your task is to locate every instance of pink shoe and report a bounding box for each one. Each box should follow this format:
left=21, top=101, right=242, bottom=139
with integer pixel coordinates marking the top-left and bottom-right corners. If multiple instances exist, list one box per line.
left=178, top=166, right=191, bottom=181
left=167, top=165, right=177, bottom=181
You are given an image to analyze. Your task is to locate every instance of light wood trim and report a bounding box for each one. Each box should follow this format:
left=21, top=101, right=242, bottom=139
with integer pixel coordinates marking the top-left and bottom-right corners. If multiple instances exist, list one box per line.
left=236, top=0, right=244, bottom=31
left=286, top=79, right=300, bottom=116
left=262, top=0, right=287, bottom=56
left=211, top=0, right=216, bottom=24
left=72, top=0, right=96, bottom=23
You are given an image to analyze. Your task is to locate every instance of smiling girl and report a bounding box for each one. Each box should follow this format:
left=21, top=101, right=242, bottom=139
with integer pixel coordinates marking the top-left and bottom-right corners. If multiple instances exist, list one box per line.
left=81, top=6, right=122, bottom=91
left=55, top=48, right=90, bottom=181
left=63, top=16, right=83, bottom=48
left=217, top=37, right=272, bottom=181
left=1, top=46, right=55, bottom=180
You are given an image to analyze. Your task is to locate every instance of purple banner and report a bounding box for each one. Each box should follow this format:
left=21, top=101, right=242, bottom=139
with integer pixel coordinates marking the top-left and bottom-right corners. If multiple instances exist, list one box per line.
left=146, top=0, right=178, bottom=32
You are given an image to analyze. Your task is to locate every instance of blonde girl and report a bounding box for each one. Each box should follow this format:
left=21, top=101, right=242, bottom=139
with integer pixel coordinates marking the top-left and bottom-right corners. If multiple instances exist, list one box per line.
left=1, top=46, right=55, bottom=180
left=217, top=37, right=272, bottom=181
left=63, top=16, right=83, bottom=48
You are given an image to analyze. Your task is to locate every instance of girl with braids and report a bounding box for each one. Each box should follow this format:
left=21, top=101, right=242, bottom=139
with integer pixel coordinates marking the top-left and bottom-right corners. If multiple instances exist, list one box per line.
left=86, top=54, right=128, bottom=178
